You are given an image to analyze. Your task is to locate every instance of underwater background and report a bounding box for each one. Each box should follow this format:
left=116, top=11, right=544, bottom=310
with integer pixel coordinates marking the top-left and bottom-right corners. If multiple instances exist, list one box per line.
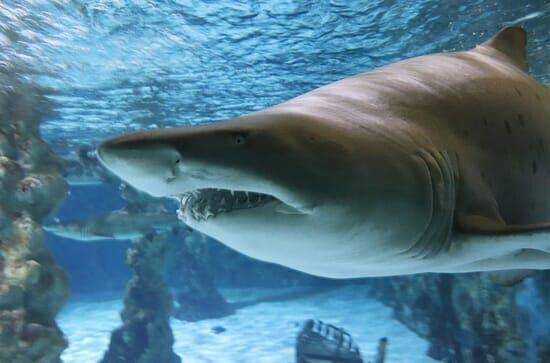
left=0, top=1, right=549, bottom=362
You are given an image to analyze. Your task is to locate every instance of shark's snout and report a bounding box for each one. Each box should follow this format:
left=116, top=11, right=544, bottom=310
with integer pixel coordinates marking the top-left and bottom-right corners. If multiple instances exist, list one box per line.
left=97, top=135, right=182, bottom=197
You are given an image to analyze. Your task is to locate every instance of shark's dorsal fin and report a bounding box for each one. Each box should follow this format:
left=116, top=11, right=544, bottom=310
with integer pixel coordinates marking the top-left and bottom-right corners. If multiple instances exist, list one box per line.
left=480, top=26, right=528, bottom=71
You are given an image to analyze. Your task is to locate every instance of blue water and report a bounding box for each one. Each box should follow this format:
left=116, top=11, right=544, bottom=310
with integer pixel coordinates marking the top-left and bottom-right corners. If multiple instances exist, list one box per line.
left=1, top=1, right=549, bottom=362
left=1, top=1, right=548, bottom=154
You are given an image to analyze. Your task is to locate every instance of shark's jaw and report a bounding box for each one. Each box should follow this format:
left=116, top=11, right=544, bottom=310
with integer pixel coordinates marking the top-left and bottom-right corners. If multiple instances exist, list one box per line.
left=177, top=188, right=275, bottom=222
left=174, top=187, right=305, bottom=224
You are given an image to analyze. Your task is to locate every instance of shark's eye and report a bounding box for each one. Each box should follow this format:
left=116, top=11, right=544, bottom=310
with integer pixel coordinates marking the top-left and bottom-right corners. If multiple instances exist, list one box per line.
left=233, top=134, right=247, bottom=145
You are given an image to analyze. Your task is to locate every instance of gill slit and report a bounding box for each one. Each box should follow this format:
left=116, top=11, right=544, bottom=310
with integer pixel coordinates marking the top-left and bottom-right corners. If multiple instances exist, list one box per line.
left=401, top=148, right=458, bottom=260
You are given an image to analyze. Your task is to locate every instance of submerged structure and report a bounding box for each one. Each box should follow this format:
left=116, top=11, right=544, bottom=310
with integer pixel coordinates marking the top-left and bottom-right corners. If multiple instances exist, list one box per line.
left=296, top=319, right=364, bottom=363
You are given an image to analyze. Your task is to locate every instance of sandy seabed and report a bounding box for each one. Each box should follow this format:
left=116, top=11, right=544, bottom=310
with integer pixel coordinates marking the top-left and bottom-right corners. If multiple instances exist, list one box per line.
left=58, top=286, right=438, bottom=363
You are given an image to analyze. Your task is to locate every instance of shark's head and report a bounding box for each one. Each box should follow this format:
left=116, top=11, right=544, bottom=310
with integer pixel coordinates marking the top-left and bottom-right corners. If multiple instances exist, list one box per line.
left=97, top=112, right=335, bottom=217
left=97, top=111, right=431, bottom=277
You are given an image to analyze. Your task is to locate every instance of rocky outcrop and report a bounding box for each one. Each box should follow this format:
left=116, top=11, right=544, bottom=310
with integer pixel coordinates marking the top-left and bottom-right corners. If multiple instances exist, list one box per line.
left=368, top=272, right=550, bottom=363
left=170, top=232, right=234, bottom=321
left=101, top=233, right=181, bottom=363
left=0, top=76, right=69, bottom=362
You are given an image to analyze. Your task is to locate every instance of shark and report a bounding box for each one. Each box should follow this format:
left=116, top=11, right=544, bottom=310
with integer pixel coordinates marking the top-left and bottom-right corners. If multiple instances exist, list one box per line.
left=44, top=208, right=179, bottom=242
left=96, top=27, right=550, bottom=278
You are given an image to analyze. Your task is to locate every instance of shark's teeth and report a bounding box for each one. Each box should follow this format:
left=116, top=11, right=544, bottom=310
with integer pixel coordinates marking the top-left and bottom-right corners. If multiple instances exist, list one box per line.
left=177, top=188, right=277, bottom=222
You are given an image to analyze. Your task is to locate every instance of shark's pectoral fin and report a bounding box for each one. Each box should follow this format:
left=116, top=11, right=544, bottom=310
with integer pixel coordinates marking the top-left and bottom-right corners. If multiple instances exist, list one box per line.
left=487, top=269, right=536, bottom=287
left=455, top=155, right=550, bottom=234
left=455, top=161, right=507, bottom=233
left=455, top=169, right=550, bottom=236
left=457, top=213, right=507, bottom=233
left=480, top=26, right=528, bottom=71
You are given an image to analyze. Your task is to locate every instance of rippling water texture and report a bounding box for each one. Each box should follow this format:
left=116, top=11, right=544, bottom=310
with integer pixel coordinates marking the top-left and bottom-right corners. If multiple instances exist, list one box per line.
left=0, top=1, right=548, bottom=155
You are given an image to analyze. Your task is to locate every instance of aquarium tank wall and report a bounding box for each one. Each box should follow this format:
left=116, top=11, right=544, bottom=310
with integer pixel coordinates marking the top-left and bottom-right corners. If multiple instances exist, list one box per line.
left=0, top=1, right=548, bottom=363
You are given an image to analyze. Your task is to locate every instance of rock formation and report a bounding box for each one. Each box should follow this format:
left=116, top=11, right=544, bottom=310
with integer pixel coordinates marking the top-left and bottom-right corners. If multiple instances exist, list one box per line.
left=368, top=272, right=550, bottom=362
left=169, top=231, right=234, bottom=322
left=101, top=233, right=181, bottom=363
left=0, top=75, right=69, bottom=362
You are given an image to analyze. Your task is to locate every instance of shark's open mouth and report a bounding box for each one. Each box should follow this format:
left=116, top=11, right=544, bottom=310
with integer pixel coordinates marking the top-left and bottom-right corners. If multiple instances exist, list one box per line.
left=176, top=188, right=278, bottom=222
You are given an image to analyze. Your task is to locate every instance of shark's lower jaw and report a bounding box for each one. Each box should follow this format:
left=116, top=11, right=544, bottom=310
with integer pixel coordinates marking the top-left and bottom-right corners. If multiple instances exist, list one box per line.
left=176, top=188, right=280, bottom=222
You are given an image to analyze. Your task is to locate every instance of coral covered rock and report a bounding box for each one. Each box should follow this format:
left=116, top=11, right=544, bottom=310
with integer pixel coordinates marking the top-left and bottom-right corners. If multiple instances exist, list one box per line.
left=170, top=234, right=234, bottom=322
left=0, top=78, right=69, bottom=363
left=101, top=233, right=181, bottom=363
left=367, top=272, right=549, bottom=363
